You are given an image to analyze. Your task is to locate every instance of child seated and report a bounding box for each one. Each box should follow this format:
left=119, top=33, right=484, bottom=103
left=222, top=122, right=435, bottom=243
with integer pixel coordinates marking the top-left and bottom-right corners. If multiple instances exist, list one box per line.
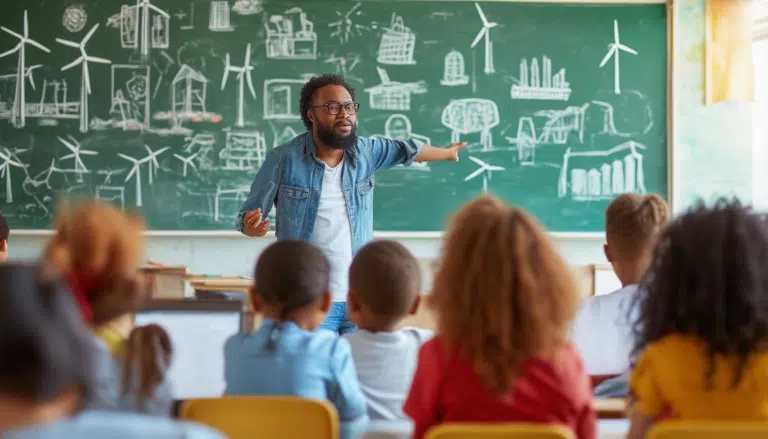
left=404, top=196, right=595, bottom=439
left=41, top=200, right=174, bottom=416
left=571, top=193, right=669, bottom=377
left=224, top=240, right=369, bottom=439
left=0, top=262, right=224, bottom=439
left=343, top=240, right=434, bottom=421
left=628, top=199, right=768, bottom=439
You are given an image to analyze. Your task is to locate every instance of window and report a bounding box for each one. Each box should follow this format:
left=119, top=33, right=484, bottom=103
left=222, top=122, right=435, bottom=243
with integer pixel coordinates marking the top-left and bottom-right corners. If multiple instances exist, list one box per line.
left=753, top=1, right=768, bottom=208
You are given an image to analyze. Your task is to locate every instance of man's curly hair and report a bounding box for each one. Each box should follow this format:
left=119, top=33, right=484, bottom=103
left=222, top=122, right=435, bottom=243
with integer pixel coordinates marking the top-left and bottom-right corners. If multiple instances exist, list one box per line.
left=299, top=74, right=356, bottom=131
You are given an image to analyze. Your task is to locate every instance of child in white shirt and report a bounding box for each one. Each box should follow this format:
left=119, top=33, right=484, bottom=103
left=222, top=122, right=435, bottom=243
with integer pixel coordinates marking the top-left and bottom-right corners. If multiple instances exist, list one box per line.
left=343, top=240, right=433, bottom=421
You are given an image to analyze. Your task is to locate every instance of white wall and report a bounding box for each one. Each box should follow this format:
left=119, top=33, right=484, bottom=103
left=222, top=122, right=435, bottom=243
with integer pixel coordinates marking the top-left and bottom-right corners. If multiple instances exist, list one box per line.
left=753, top=38, right=768, bottom=209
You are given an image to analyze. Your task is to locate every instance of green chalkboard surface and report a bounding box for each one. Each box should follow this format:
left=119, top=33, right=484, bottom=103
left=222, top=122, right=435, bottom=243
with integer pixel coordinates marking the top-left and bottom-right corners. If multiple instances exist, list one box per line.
left=0, top=0, right=667, bottom=232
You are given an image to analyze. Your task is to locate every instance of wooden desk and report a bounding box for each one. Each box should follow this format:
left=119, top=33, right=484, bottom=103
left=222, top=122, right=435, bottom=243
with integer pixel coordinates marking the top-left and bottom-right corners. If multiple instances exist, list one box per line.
left=187, top=277, right=253, bottom=292
left=594, top=398, right=627, bottom=419
left=140, top=265, right=188, bottom=298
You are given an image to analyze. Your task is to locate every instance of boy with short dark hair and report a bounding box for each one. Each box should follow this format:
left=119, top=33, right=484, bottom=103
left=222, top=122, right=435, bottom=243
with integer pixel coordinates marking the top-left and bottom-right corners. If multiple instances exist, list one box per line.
left=343, top=240, right=433, bottom=421
left=0, top=214, right=9, bottom=263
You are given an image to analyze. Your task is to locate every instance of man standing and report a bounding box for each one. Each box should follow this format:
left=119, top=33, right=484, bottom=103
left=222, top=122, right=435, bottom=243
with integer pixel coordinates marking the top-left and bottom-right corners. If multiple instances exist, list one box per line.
left=236, top=74, right=466, bottom=334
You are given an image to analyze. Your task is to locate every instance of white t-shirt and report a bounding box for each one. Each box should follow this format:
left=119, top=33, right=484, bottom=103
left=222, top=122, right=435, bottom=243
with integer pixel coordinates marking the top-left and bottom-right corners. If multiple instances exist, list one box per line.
left=343, top=327, right=434, bottom=421
left=310, top=162, right=354, bottom=302
left=570, top=284, right=639, bottom=376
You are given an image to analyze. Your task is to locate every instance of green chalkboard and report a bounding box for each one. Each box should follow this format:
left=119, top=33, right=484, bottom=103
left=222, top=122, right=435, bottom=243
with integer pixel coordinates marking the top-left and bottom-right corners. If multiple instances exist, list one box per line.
left=0, top=0, right=667, bottom=232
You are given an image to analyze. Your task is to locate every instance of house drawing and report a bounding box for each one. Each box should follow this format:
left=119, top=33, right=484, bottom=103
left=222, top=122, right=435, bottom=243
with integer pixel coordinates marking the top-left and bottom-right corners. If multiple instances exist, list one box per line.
left=172, top=64, right=208, bottom=116
left=219, top=129, right=267, bottom=170
left=558, top=141, right=647, bottom=201
left=266, top=8, right=317, bottom=59
left=377, top=14, right=416, bottom=65
left=264, top=79, right=304, bottom=120
left=364, top=67, right=426, bottom=111
left=441, top=50, right=469, bottom=86
left=511, top=56, right=571, bottom=101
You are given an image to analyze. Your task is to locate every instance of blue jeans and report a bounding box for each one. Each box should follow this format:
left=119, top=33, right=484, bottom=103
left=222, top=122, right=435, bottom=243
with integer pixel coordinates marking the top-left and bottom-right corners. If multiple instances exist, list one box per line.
left=319, top=302, right=357, bottom=335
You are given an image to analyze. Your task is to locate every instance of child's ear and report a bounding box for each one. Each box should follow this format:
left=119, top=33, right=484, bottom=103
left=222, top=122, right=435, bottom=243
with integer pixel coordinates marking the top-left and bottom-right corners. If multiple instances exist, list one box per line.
left=248, top=287, right=263, bottom=312
left=603, top=243, right=612, bottom=263
left=347, top=291, right=360, bottom=312
left=409, top=295, right=422, bottom=315
left=319, top=291, right=332, bottom=313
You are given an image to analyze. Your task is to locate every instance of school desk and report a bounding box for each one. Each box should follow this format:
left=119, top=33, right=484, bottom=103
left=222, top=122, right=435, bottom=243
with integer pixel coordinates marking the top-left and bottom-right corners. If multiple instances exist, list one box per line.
left=594, top=398, right=627, bottom=419
left=139, top=264, right=188, bottom=299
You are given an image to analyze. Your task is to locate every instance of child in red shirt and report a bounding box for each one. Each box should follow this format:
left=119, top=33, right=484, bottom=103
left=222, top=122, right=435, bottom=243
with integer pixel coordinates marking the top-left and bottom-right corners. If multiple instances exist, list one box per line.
left=403, top=196, right=596, bottom=439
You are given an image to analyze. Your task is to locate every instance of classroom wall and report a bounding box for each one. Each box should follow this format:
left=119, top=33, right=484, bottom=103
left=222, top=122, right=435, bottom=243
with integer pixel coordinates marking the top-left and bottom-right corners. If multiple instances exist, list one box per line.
left=8, top=0, right=755, bottom=287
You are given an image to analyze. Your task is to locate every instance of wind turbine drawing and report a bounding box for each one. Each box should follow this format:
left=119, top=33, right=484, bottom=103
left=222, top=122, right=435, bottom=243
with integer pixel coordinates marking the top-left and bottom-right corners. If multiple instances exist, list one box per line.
left=136, top=0, right=171, bottom=56
left=464, top=156, right=504, bottom=194
left=118, top=145, right=168, bottom=207
left=174, top=152, right=199, bottom=177
left=0, top=11, right=51, bottom=128
left=0, top=148, right=27, bottom=203
left=470, top=2, right=497, bottom=75
left=57, top=135, right=98, bottom=183
left=599, top=20, right=638, bottom=94
left=56, top=24, right=112, bottom=133
left=221, top=43, right=256, bottom=128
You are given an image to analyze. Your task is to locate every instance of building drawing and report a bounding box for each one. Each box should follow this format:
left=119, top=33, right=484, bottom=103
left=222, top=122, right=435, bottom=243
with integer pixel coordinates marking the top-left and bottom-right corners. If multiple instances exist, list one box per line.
left=558, top=141, right=647, bottom=201
left=441, top=50, right=469, bottom=86
left=266, top=8, right=317, bottom=59
left=214, top=184, right=250, bottom=221
left=377, top=14, right=416, bottom=65
left=264, top=79, right=304, bottom=119
left=96, top=186, right=125, bottom=209
left=364, top=67, right=426, bottom=111
left=172, top=64, right=208, bottom=116
left=511, top=56, right=571, bottom=101
left=441, top=98, right=499, bottom=150
left=209, top=0, right=233, bottom=31
left=110, top=65, right=150, bottom=130
left=219, top=129, right=267, bottom=170
left=116, top=0, right=170, bottom=55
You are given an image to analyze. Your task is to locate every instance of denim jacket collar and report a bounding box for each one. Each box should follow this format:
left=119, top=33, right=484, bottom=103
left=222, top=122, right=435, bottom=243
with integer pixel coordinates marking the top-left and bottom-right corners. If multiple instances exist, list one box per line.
left=303, top=133, right=358, bottom=168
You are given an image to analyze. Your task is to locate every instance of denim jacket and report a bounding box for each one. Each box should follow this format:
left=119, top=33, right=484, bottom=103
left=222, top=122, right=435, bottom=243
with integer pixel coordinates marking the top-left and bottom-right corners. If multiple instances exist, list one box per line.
left=236, top=132, right=424, bottom=253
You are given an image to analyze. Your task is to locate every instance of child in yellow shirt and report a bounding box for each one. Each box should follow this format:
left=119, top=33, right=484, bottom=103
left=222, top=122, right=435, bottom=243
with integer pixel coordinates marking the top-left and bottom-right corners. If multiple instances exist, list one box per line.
left=627, top=198, right=768, bottom=439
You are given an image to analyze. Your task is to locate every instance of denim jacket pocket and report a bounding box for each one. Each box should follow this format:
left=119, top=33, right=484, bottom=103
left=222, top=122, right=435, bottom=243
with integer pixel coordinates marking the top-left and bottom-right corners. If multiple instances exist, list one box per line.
left=277, top=184, right=310, bottom=234
left=355, top=175, right=374, bottom=213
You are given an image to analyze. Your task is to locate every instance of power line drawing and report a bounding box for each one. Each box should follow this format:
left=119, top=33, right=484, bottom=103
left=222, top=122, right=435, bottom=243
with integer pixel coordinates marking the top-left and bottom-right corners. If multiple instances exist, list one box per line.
left=511, top=56, right=571, bottom=101
left=464, top=156, right=504, bottom=194
left=599, top=20, right=637, bottom=94
left=232, top=0, right=263, bottom=15
left=118, top=145, right=168, bottom=206
left=266, top=7, right=317, bottom=60
left=377, top=14, right=416, bottom=65
left=328, top=3, right=369, bottom=43
left=173, top=151, right=199, bottom=176
left=470, top=3, right=496, bottom=75
left=56, top=24, right=112, bottom=133
left=63, top=5, right=88, bottom=33
left=0, top=148, right=27, bottom=203
left=112, top=0, right=170, bottom=55
left=264, top=79, right=304, bottom=120
left=441, top=98, right=499, bottom=151
left=221, top=43, right=256, bottom=127
left=365, top=67, right=426, bottom=111
left=0, top=11, right=51, bottom=129
left=209, top=1, right=234, bottom=31
left=57, top=135, right=98, bottom=183
left=558, top=141, right=647, bottom=201
left=441, top=50, right=469, bottom=86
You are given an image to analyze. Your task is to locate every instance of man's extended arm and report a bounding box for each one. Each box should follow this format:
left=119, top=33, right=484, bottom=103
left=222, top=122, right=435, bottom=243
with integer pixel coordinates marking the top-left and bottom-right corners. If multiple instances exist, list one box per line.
left=366, top=138, right=466, bottom=172
left=235, top=149, right=283, bottom=235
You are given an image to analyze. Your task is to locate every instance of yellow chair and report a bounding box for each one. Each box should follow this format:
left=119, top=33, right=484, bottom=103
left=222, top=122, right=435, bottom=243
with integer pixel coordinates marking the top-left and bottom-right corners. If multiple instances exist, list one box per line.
left=180, top=396, right=339, bottom=439
left=648, top=420, right=768, bottom=439
left=425, top=423, right=575, bottom=439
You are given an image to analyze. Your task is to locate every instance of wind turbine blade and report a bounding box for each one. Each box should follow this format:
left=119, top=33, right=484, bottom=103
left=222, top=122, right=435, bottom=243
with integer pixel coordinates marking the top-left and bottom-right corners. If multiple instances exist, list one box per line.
left=23, top=11, right=28, bottom=37
left=470, top=28, right=486, bottom=48
left=487, top=22, right=498, bottom=29
left=87, top=56, right=112, bottom=64
left=154, top=146, right=169, bottom=156
left=0, top=27, right=23, bottom=41
left=55, top=38, right=80, bottom=48
left=188, top=161, right=197, bottom=170
left=147, top=3, right=170, bottom=17
left=80, top=150, right=98, bottom=155
left=618, top=44, right=637, bottom=55
left=246, top=72, right=256, bottom=98
left=189, top=151, right=199, bottom=160
left=474, top=3, right=489, bottom=26
left=0, top=150, right=10, bottom=161
left=118, top=153, right=138, bottom=162
left=125, top=166, right=137, bottom=181
left=468, top=156, right=486, bottom=166
left=8, top=159, right=24, bottom=168
left=487, top=165, right=505, bottom=171
left=26, top=38, right=50, bottom=53
left=0, top=44, right=21, bottom=59
left=57, top=136, right=76, bottom=152
left=61, top=57, right=83, bottom=71
left=464, top=167, right=485, bottom=182
left=60, top=153, right=76, bottom=160
left=173, top=154, right=184, bottom=161
left=598, top=46, right=616, bottom=68
left=27, top=72, right=35, bottom=90
left=613, top=20, right=619, bottom=44
left=221, top=55, right=230, bottom=90
left=83, top=24, right=99, bottom=44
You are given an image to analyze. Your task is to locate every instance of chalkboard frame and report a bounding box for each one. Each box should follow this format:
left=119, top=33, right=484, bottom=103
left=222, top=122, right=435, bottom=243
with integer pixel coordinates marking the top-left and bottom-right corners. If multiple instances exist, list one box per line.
left=7, top=0, right=675, bottom=239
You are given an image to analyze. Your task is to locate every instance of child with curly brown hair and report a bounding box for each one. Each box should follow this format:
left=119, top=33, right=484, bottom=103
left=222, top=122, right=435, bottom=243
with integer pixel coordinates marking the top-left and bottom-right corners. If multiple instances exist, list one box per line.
left=41, top=199, right=174, bottom=417
left=403, top=196, right=595, bottom=439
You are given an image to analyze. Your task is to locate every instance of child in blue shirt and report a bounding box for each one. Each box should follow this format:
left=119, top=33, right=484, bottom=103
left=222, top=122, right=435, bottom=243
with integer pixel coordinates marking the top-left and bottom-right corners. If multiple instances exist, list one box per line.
left=224, top=240, right=369, bottom=439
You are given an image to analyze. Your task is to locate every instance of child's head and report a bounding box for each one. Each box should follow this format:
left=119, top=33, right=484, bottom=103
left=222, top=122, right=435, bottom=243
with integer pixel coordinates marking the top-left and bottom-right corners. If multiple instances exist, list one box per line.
left=347, top=240, right=422, bottom=331
left=0, top=214, right=9, bottom=262
left=0, top=263, right=95, bottom=431
left=633, top=198, right=768, bottom=387
left=431, top=195, right=579, bottom=394
left=252, top=240, right=332, bottom=330
left=604, top=193, right=669, bottom=285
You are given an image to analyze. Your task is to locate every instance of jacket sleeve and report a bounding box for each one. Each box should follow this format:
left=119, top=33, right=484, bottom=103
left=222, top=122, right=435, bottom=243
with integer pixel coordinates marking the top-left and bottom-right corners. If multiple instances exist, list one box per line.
left=235, top=149, right=283, bottom=232
left=362, top=137, right=424, bottom=172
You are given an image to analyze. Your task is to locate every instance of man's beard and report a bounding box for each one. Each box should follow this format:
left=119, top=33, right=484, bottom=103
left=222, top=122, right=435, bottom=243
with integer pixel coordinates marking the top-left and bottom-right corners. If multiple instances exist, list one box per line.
left=316, top=121, right=357, bottom=150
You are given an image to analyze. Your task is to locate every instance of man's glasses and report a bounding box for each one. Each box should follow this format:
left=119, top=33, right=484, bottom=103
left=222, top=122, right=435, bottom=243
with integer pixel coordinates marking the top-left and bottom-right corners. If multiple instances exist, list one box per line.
left=313, top=102, right=360, bottom=115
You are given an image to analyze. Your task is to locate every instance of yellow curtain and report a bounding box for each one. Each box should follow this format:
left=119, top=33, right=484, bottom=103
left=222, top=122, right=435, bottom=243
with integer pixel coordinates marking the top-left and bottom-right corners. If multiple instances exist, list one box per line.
left=705, top=0, right=755, bottom=104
